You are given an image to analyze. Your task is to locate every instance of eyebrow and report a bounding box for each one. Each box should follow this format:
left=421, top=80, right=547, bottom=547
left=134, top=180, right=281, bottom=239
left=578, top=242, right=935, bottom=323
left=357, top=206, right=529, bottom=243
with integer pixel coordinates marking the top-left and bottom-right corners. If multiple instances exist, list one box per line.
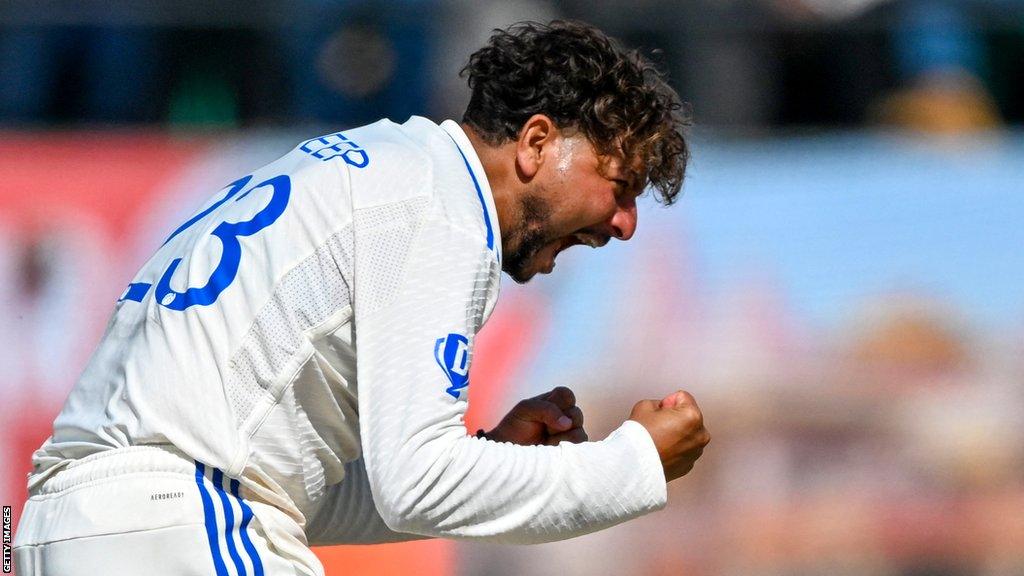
left=600, top=155, right=643, bottom=190
left=615, top=169, right=644, bottom=192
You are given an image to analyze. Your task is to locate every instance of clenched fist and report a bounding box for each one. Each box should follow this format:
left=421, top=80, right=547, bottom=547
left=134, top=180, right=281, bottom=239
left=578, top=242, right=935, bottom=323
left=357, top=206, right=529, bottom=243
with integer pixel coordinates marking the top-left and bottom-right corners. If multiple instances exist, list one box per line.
left=483, top=386, right=587, bottom=446
left=629, top=390, right=710, bottom=482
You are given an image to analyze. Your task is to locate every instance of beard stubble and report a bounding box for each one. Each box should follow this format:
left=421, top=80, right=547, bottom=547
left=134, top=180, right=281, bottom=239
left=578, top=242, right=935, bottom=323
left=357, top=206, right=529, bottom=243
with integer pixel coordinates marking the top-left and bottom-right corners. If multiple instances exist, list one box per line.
left=503, top=194, right=554, bottom=284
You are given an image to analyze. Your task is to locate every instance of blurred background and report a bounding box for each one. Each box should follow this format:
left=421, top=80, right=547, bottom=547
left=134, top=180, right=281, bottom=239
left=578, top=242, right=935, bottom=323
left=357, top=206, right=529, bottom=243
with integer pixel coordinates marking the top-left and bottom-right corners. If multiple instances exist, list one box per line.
left=2, top=1, right=1023, bottom=575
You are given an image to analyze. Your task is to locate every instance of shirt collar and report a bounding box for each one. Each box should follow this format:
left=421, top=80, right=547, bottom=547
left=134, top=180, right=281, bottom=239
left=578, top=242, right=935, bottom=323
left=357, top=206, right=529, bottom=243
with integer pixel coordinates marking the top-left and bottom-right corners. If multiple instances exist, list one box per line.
left=440, top=119, right=503, bottom=263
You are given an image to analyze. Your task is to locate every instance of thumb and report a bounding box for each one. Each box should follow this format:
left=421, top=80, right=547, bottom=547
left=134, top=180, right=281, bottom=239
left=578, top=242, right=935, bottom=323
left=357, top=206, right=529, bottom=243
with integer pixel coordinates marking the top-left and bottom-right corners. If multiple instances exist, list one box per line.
left=659, top=390, right=694, bottom=409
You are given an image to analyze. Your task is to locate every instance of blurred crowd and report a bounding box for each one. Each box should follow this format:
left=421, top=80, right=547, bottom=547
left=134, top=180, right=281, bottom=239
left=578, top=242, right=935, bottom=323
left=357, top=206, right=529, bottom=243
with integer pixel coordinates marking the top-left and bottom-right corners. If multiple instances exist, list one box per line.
left=1, top=0, right=1023, bottom=132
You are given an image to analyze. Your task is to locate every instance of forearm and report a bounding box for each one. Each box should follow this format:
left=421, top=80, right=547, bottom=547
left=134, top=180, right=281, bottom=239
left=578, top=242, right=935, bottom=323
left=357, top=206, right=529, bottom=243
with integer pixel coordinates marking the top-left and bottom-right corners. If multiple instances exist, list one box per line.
left=365, top=419, right=666, bottom=544
left=352, top=207, right=666, bottom=543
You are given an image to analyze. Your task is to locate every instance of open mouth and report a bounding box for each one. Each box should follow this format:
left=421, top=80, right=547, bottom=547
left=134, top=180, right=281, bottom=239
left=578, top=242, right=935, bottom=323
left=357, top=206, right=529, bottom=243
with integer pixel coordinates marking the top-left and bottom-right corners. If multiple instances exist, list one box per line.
left=550, top=232, right=608, bottom=262
left=532, top=232, right=612, bottom=276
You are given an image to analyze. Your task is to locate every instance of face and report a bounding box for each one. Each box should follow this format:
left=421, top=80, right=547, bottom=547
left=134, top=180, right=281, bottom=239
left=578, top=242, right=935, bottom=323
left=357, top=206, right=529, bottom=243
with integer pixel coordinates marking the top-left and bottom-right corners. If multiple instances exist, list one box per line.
left=503, top=132, right=642, bottom=283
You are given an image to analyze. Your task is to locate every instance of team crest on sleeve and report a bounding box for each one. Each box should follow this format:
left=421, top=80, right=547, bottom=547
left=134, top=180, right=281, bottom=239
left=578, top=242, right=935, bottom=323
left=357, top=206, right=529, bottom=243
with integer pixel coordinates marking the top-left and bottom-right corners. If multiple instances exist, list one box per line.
left=434, top=333, right=470, bottom=400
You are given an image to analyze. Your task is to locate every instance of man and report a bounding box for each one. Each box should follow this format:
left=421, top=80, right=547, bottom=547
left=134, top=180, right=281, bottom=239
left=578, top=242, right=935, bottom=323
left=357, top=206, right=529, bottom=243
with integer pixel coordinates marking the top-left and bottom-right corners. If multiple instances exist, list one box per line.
left=15, top=20, right=709, bottom=575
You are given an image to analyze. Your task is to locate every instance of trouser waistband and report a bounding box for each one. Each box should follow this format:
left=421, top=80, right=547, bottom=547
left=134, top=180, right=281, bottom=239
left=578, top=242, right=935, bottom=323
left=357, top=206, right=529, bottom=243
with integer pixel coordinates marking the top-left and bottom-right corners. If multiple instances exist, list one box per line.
left=34, top=445, right=196, bottom=495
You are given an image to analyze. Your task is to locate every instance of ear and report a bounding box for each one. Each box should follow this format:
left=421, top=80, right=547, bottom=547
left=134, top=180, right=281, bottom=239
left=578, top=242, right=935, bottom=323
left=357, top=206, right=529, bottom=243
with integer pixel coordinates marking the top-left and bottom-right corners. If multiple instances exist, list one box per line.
left=514, top=114, right=556, bottom=181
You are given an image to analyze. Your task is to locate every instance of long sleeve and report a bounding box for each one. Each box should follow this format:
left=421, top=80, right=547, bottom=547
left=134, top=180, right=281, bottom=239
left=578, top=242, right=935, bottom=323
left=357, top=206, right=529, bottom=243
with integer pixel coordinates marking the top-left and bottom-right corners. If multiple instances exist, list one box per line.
left=352, top=197, right=667, bottom=545
left=305, top=457, right=430, bottom=545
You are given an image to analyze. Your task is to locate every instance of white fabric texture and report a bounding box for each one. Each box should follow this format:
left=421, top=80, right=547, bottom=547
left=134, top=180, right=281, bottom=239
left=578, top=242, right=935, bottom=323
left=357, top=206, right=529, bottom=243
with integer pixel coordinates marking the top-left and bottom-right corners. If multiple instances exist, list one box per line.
left=352, top=192, right=667, bottom=544
left=14, top=446, right=321, bottom=576
left=22, top=116, right=667, bottom=554
left=305, top=457, right=428, bottom=545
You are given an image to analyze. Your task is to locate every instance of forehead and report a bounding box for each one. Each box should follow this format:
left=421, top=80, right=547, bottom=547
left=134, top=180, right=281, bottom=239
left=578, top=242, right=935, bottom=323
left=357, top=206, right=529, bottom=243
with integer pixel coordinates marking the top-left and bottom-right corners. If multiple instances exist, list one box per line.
left=562, top=133, right=641, bottom=179
left=556, top=132, right=647, bottom=191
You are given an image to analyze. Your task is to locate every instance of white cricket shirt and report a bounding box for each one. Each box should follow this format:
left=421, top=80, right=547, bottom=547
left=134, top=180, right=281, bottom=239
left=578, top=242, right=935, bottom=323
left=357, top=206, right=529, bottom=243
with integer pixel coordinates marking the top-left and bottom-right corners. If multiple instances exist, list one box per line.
left=30, top=117, right=667, bottom=544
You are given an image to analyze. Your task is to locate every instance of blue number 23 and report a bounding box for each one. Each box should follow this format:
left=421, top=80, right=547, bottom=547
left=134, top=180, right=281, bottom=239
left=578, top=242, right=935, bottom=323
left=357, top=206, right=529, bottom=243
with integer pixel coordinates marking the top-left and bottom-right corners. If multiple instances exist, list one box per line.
left=121, top=174, right=291, bottom=311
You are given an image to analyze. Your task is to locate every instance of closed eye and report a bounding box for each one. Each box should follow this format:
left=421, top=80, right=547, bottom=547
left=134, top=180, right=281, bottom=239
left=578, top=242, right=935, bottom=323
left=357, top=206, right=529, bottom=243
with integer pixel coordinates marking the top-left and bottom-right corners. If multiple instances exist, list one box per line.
left=614, top=179, right=643, bottom=201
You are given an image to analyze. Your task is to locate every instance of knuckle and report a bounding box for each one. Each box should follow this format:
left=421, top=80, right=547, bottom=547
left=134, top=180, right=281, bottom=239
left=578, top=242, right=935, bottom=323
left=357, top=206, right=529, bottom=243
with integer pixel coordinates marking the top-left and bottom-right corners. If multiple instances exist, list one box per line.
left=520, top=399, right=557, bottom=419
left=546, top=404, right=566, bottom=421
left=679, top=405, right=702, bottom=424
left=678, top=392, right=702, bottom=411
left=698, top=430, right=711, bottom=447
left=526, top=398, right=549, bottom=410
left=691, top=405, right=705, bottom=420
left=553, top=386, right=575, bottom=404
left=692, top=411, right=705, bottom=428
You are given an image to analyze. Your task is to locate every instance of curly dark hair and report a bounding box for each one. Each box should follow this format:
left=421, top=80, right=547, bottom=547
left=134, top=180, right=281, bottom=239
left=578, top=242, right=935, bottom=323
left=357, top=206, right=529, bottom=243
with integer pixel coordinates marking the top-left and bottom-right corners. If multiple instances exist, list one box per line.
left=461, top=20, right=690, bottom=205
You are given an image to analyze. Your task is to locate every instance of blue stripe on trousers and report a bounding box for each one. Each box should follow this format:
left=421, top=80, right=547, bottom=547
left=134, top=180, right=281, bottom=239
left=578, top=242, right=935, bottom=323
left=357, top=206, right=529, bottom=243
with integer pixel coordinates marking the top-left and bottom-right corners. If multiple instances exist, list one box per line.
left=195, top=462, right=229, bottom=576
left=212, top=468, right=248, bottom=576
left=231, top=478, right=265, bottom=576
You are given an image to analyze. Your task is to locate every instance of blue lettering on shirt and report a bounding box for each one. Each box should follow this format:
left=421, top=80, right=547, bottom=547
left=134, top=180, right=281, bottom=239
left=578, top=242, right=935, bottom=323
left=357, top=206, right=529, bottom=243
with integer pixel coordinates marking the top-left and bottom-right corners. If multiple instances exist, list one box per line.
left=299, top=132, right=369, bottom=168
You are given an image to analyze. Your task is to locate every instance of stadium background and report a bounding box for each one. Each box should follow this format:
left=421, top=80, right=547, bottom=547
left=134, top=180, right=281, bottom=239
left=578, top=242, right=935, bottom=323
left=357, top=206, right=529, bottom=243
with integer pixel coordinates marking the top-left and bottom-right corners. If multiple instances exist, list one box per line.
left=2, top=1, right=1023, bottom=574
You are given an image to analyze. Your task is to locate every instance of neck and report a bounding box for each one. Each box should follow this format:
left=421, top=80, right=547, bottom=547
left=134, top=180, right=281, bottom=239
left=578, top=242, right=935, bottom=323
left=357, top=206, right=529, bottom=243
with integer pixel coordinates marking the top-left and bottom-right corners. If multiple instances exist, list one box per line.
left=461, top=123, right=518, bottom=256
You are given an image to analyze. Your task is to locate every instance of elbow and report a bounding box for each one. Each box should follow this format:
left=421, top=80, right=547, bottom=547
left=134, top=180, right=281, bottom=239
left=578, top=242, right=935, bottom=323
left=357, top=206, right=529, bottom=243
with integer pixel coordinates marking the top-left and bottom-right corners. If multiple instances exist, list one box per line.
left=372, top=479, right=415, bottom=533
left=369, top=449, right=454, bottom=537
left=366, top=429, right=474, bottom=536
left=376, top=502, right=422, bottom=536
left=372, top=473, right=437, bottom=536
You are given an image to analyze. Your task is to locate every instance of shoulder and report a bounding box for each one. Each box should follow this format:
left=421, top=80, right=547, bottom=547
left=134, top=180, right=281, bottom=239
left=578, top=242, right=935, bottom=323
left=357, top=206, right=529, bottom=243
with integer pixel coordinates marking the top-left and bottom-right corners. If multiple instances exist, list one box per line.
left=345, top=118, right=497, bottom=245
left=275, top=118, right=435, bottom=210
left=327, top=117, right=447, bottom=211
left=292, top=118, right=498, bottom=259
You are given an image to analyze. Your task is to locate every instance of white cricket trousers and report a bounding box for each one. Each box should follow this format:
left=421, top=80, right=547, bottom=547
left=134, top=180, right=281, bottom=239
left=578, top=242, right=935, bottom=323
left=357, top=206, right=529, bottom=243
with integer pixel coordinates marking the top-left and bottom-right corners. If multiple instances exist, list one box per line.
left=13, top=447, right=324, bottom=576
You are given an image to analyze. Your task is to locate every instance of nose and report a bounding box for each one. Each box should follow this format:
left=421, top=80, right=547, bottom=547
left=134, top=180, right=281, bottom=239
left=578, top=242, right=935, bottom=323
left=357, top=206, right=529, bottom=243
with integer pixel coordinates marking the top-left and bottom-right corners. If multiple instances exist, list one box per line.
left=610, top=202, right=638, bottom=241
